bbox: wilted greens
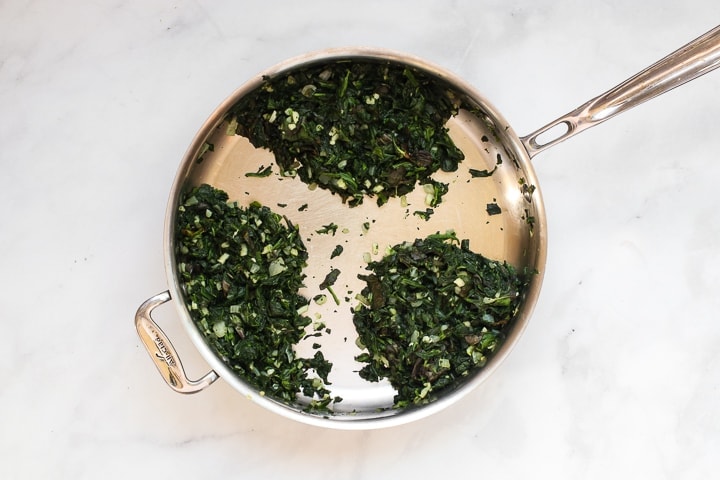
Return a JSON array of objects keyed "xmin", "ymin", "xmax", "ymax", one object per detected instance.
[
  {"xmin": 173, "ymin": 184, "xmax": 531, "ymax": 412},
  {"xmin": 228, "ymin": 60, "xmax": 465, "ymax": 207},
  {"xmin": 352, "ymin": 231, "xmax": 530, "ymax": 408},
  {"xmin": 174, "ymin": 184, "xmax": 336, "ymax": 409}
]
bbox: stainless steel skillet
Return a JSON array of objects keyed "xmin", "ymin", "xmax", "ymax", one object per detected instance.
[{"xmin": 136, "ymin": 25, "xmax": 720, "ymax": 429}]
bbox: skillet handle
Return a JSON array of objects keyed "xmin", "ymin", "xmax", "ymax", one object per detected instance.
[
  {"xmin": 135, "ymin": 291, "xmax": 219, "ymax": 394},
  {"xmin": 521, "ymin": 24, "xmax": 720, "ymax": 158}
]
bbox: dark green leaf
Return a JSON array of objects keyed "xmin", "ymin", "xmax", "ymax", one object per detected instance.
[
  {"xmin": 330, "ymin": 244, "xmax": 344, "ymax": 259},
  {"xmin": 316, "ymin": 223, "xmax": 339, "ymax": 235},
  {"xmin": 469, "ymin": 167, "xmax": 496, "ymax": 178},
  {"xmin": 174, "ymin": 184, "xmax": 335, "ymax": 408},
  {"xmin": 352, "ymin": 231, "xmax": 531, "ymax": 407},
  {"xmin": 245, "ymin": 165, "xmax": 273, "ymax": 177},
  {"xmin": 228, "ymin": 60, "xmax": 465, "ymax": 207},
  {"xmin": 486, "ymin": 203, "xmax": 502, "ymax": 215},
  {"xmin": 319, "ymin": 268, "xmax": 341, "ymax": 290}
]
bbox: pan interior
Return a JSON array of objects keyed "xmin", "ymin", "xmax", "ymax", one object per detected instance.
[{"xmin": 168, "ymin": 54, "xmax": 545, "ymax": 425}]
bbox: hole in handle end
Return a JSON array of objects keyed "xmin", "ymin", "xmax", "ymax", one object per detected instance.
[{"xmin": 521, "ymin": 120, "xmax": 575, "ymax": 158}]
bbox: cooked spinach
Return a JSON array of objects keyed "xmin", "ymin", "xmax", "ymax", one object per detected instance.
[
  {"xmin": 469, "ymin": 153, "xmax": 503, "ymax": 178},
  {"xmin": 352, "ymin": 231, "xmax": 530, "ymax": 408},
  {"xmin": 319, "ymin": 267, "xmax": 342, "ymax": 305},
  {"xmin": 228, "ymin": 60, "xmax": 465, "ymax": 207},
  {"xmin": 413, "ymin": 208, "xmax": 435, "ymax": 221},
  {"xmin": 469, "ymin": 167, "xmax": 496, "ymax": 178},
  {"xmin": 244, "ymin": 164, "xmax": 273, "ymax": 177},
  {"xmin": 319, "ymin": 268, "xmax": 341, "ymax": 290},
  {"xmin": 174, "ymin": 184, "xmax": 336, "ymax": 409},
  {"xmin": 486, "ymin": 203, "xmax": 502, "ymax": 215},
  {"xmin": 330, "ymin": 244, "xmax": 344, "ymax": 259},
  {"xmin": 316, "ymin": 223, "xmax": 339, "ymax": 236}
]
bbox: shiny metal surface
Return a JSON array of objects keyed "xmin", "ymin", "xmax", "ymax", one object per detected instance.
[
  {"xmin": 522, "ymin": 25, "xmax": 720, "ymax": 157},
  {"xmin": 160, "ymin": 48, "xmax": 546, "ymax": 429},
  {"xmin": 138, "ymin": 24, "xmax": 719, "ymax": 429},
  {"xmin": 135, "ymin": 291, "xmax": 219, "ymax": 393}
]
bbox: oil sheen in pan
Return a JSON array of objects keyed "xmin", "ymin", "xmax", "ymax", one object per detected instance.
[{"xmin": 183, "ymin": 108, "xmax": 536, "ymax": 411}]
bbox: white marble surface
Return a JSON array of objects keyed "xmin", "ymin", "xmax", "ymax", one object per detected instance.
[{"xmin": 2, "ymin": 1, "xmax": 719, "ymax": 478}]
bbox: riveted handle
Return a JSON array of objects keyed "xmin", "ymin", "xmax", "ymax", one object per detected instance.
[
  {"xmin": 521, "ymin": 24, "xmax": 720, "ymax": 158},
  {"xmin": 135, "ymin": 291, "xmax": 219, "ymax": 394}
]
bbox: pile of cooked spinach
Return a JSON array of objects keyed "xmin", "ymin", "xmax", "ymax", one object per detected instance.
[
  {"xmin": 174, "ymin": 184, "xmax": 336, "ymax": 409},
  {"xmin": 174, "ymin": 185, "xmax": 529, "ymax": 410},
  {"xmin": 228, "ymin": 60, "xmax": 464, "ymax": 207},
  {"xmin": 352, "ymin": 231, "xmax": 529, "ymax": 407},
  {"xmin": 172, "ymin": 60, "xmax": 532, "ymax": 412}
]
